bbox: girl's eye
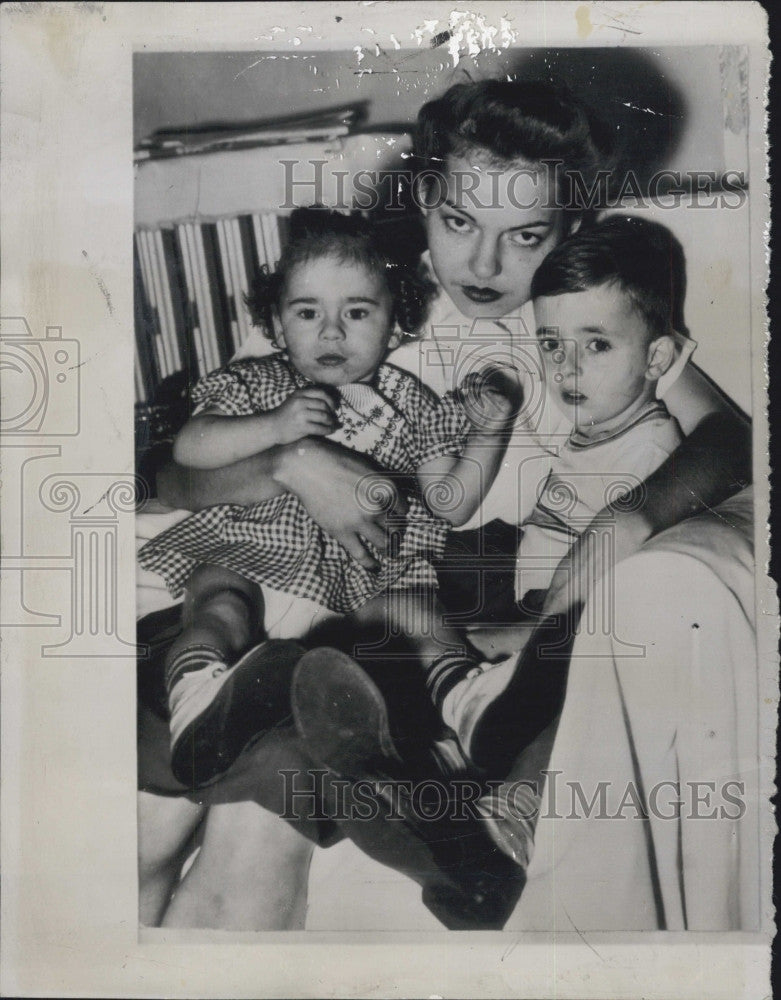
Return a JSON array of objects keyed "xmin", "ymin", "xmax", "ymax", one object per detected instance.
[
  {"xmin": 586, "ymin": 338, "xmax": 611, "ymax": 353},
  {"xmin": 508, "ymin": 230, "xmax": 544, "ymax": 249},
  {"xmin": 345, "ymin": 307, "xmax": 370, "ymax": 321},
  {"xmin": 443, "ymin": 214, "xmax": 473, "ymax": 234},
  {"xmin": 295, "ymin": 308, "xmax": 318, "ymax": 320}
]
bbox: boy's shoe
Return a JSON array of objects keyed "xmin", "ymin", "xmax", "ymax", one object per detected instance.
[
  {"xmin": 169, "ymin": 639, "xmax": 304, "ymax": 789},
  {"xmin": 291, "ymin": 646, "xmax": 474, "ymax": 783},
  {"xmin": 293, "ymin": 647, "xmax": 525, "ymax": 929},
  {"xmin": 330, "ymin": 777, "xmax": 528, "ymax": 930}
]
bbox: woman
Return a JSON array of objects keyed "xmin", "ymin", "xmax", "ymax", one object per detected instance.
[{"xmin": 138, "ymin": 79, "xmax": 750, "ymax": 930}]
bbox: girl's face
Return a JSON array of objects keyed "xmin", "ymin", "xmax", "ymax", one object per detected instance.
[
  {"xmin": 277, "ymin": 255, "xmax": 399, "ymax": 385},
  {"xmin": 421, "ymin": 152, "xmax": 570, "ymax": 319}
]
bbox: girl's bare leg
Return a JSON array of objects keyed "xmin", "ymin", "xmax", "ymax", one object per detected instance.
[{"xmin": 161, "ymin": 801, "xmax": 314, "ymax": 930}]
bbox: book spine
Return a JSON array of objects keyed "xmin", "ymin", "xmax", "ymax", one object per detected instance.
[
  {"xmin": 132, "ymin": 237, "xmax": 159, "ymax": 400},
  {"xmin": 201, "ymin": 222, "xmax": 233, "ymax": 368},
  {"xmin": 136, "ymin": 229, "xmax": 170, "ymax": 379},
  {"xmin": 176, "ymin": 223, "xmax": 207, "ymax": 378},
  {"xmin": 152, "ymin": 228, "xmax": 182, "ymax": 372},
  {"xmin": 186, "ymin": 222, "xmax": 217, "ymax": 375},
  {"xmin": 227, "ymin": 217, "xmax": 252, "ymax": 349},
  {"xmin": 262, "ymin": 212, "xmax": 281, "ymax": 268},
  {"xmin": 215, "ymin": 219, "xmax": 243, "ymax": 356},
  {"xmin": 160, "ymin": 227, "xmax": 192, "ymax": 378}
]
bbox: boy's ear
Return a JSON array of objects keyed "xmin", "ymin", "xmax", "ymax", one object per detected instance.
[{"xmin": 645, "ymin": 334, "xmax": 676, "ymax": 381}]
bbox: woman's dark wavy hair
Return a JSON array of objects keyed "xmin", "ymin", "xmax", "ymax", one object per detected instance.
[
  {"xmin": 414, "ymin": 79, "xmax": 616, "ymax": 224},
  {"xmin": 245, "ymin": 206, "xmax": 436, "ymax": 342},
  {"xmin": 530, "ymin": 215, "xmax": 688, "ymax": 339}
]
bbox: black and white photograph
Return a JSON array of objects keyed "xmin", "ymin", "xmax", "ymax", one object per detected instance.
[{"xmin": 0, "ymin": 3, "xmax": 774, "ymax": 997}]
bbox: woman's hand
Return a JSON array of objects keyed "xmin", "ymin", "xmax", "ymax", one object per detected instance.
[
  {"xmin": 274, "ymin": 437, "xmax": 408, "ymax": 569},
  {"xmin": 540, "ymin": 507, "xmax": 652, "ymax": 620},
  {"xmin": 269, "ymin": 387, "xmax": 339, "ymax": 444}
]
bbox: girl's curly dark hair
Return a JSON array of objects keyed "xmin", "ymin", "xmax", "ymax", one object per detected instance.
[{"xmin": 244, "ymin": 206, "xmax": 436, "ymax": 343}]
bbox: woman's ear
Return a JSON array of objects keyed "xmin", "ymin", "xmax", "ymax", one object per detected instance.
[{"xmin": 645, "ymin": 334, "xmax": 676, "ymax": 381}]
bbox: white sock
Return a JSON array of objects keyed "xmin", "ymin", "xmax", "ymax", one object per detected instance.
[{"xmin": 440, "ymin": 651, "xmax": 522, "ymax": 760}]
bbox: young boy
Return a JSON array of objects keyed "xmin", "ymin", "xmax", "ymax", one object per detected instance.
[
  {"xmin": 294, "ymin": 214, "xmax": 687, "ymax": 813},
  {"xmin": 438, "ymin": 214, "xmax": 685, "ymax": 770}
]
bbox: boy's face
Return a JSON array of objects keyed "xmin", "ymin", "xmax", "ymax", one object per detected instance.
[
  {"xmin": 277, "ymin": 256, "xmax": 398, "ymax": 385},
  {"xmin": 534, "ymin": 283, "xmax": 660, "ymax": 432},
  {"xmin": 421, "ymin": 151, "xmax": 569, "ymax": 319}
]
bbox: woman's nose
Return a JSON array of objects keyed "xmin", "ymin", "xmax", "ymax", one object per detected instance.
[{"xmin": 469, "ymin": 234, "xmax": 501, "ymax": 281}]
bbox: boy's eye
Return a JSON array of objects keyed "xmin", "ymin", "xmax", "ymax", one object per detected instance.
[
  {"xmin": 443, "ymin": 214, "xmax": 473, "ymax": 234},
  {"xmin": 508, "ymin": 230, "xmax": 544, "ymax": 249},
  {"xmin": 295, "ymin": 308, "xmax": 318, "ymax": 320},
  {"xmin": 586, "ymin": 338, "xmax": 611, "ymax": 353},
  {"xmin": 345, "ymin": 307, "xmax": 370, "ymax": 321}
]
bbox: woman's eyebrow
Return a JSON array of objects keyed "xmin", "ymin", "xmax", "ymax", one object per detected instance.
[{"xmin": 443, "ymin": 200, "xmax": 552, "ymax": 231}]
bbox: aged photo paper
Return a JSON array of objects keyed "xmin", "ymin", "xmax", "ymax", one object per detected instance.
[{"xmin": 0, "ymin": 2, "xmax": 775, "ymax": 997}]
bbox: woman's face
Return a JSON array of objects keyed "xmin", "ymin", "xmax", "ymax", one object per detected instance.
[{"xmin": 421, "ymin": 152, "xmax": 570, "ymax": 319}]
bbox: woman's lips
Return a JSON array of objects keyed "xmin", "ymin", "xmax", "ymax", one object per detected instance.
[
  {"xmin": 461, "ymin": 285, "xmax": 503, "ymax": 304},
  {"xmin": 560, "ymin": 389, "xmax": 586, "ymax": 404}
]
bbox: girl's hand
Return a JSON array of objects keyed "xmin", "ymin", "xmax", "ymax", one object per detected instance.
[
  {"xmin": 271, "ymin": 388, "xmax": 339, "ymax": 444},
  {"xmin": 460, "ymin": 365, "xmax": 523, "ymax": 435}
]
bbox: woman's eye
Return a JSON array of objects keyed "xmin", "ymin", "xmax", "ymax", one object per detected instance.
[
  {"xmin": 509, "ymin": 230, "xmax": 544, "ymax": 249},
  {"xmin": 539, "ymin": 337, "xmax": 560, "ymax": 354},
  {"xmin": 443, "ymin": 214, "xmax": 473, "ymax": 234},
  {"xmin": 586, "ymin": 338, "xmax": 611, "ymax": 353}
]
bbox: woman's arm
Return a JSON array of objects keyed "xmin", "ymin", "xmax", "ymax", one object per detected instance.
[
  {"xmin": 173, "ymin": 388, "xmax": 338, "ymax": 469},
  {"xmin": 157, "ymin": 437, "xmax": 409, "ymax": 570}
]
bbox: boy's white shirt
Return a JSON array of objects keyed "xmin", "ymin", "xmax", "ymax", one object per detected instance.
[{"xmin": 234, "ymin": 249, "xmax": 697, "ymax": 529}]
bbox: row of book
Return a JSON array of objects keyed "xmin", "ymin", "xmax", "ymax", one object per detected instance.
[
  {"xmin": 133, "ymin": 213, "xmax": 286, "ymax": 401},
  {"xmin": 134, "ymin": 104, "xmax": 364, "ymax": 162}
]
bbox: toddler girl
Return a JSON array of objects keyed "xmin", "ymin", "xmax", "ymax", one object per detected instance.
[{"xmin": 138, "ymin": 207, "xmax": 520, "ymax": 788}]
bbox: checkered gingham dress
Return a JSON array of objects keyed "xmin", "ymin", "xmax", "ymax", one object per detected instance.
[{"xmin": 138, "ymin": 355, "xmax": 471, "ymax": 614}]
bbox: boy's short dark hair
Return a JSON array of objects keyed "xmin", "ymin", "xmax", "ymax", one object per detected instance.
[{"xmin": 530, "ymin": 215, "xmax": 688, "ymax": 340}]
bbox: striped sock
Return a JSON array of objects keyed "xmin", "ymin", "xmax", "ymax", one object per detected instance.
[
  {"xmin": 425, "ymin": 649, "xmax": 483, "ymax": 714},
  {"xmin": 165, "ymin": 643, "xmax": 226, "ymax": 693}
]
